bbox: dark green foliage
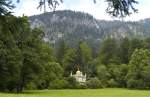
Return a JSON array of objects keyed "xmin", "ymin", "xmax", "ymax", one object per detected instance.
[
  {"xmin": 0, "ymin": 0, "xmax": 15, "ymax": 16},
  {"xmin": 66, "ymin": 76, "xmax": 77, "ymax": 89},
  {"xmin": 98, "ymin": 38, "xmax": 120, "ymax": 65},
  {"xmin": 62, "ymin": 48, "xmax": 77, "ymax": 76},
  {"xmin": 107, "ymin": 79, "xmax": 118, "ymax": 87},
  {"xmin": 0, "ymin": 15, "xmax": 58, "ymax": 92},
  {"xmin": 37, "ymin": 0, "xmax": 63, "ymax": 12},
  {"xmin": 96, "ymin": 65, "xmax": 110, "ymax": 87},
  {"xmin": 25, "ymin": 48, "xmax": 59, "ymax": 90},
  {"xmin": 25, "ymin": 82, "xmax": 37, "ymax": 90},
  {"xmin": 48, "ymin": 79, "xmax": 68, "ymax": 89},
  {"xmin": 43, "ymin": 62, "xmax": 63, "ymax": 88},
  {"xmin": 128, "ymin": 38, "xmax": 144, "ymax": 60},
  {"xmin": 0, "ymin": 16, "xmax": 22, "ymax": 92},
  {"xmin": 144, "ymin": 37, "xmax": 150, "ymax": 50},
  {"xmin": 76, "ymin": 42, "xmax": 92, "ymax": 75},
  {"xmin": 118, "ymin": 38, "xmax": 130, "ymax": 64},
  {"xmin": 56, "ymin": 40, "xmax": 68, "ymax": 65},
  {"xmin": 106, "ymin": 0, "xmax": 138, "ymax": 17},
  {"xmin": 0, "ymin": 29, "xmax": 22, "ymax": 91},
  {"xmin": 14, "ymin": 20, "xmax": 46, "ymax": 92},
  {"xmin": 108, "ymin": 64, "xmax": 128, "ymax": 87},
  {"xmin": 86, "ymin": 77, "xmax": 103, "ymax": 88},
  {"xmin": 126, "ymin": 49, "xmax": 150, "ymax": 89}
]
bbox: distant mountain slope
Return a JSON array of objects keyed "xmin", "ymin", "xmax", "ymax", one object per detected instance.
[{"xmin": 29, "ymin": 10, "xmax": 150, "ymax": 48}]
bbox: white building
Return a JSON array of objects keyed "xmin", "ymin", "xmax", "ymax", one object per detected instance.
[{"xmin": 70, "ymin": 68, "xmax": 86, "ymax": 84}]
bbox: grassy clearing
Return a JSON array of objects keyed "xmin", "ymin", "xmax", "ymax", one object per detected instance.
[{"xmin": 0, "ymin": 88, "xmax": 150, "ymax": 97}]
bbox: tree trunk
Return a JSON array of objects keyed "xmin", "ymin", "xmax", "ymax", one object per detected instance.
[{"xmin": 17, "ymin": 72, "xmax": 25, "ymax": 93}]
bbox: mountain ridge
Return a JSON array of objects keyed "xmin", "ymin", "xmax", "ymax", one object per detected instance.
[{"xmin": 29, "ymin": 10, "xmax": 150, "ymax": 49}]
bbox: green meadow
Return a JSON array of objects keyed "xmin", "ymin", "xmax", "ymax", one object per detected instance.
[{"xmin": 0, "ymin": 88, "xmax": 150, "ymax": 97}]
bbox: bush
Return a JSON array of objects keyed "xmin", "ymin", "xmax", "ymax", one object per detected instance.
[
  {"xmin": 86, "ymin": 77, "xmax": 104, "ymax": 89},
  {"xmin": 25, "ymin": 82, "xmax": 37, "ymax": 90},
  {"xmin": 108, "ymin": 79, "xmax": 118, "ymax": 87},
  {"xmin": 48, "ymin": 79, "xmax": 68, "ymax": 89},
  {"xmin": 66, "ymin": 77, "xmax": 77, "ymax": 89},
  {"xmin": 96, "ymin": 65, "xmax": 110, "ymax": 87},
  {"xmin": 127, "ymin": 79, "xmax": 144, "ymax": 89},
  {"xmin": 75, "ymin": 83, "xmax": 87, "ymax": 89},
  {"xmin": 48, "ymin": 77, "xmax": 88, "ymax": 89}
]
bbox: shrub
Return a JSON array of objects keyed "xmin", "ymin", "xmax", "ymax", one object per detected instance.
[
  {"xmin": 66, "ymin": 77, "xmax": 77, "ymax": 89},
  {"xmin": 108, "ymin": 79, "xmax": 118, "ymax": 87},
  {"xmin": 48, "ymin": 79, "xmax": 68, "ymax": 89},
  {"xmin": 86, "ymin": 77, "xmax": 104, "ymax": 89},
  {"xmin": 25, "ymin": 82, "xmax": 37, "ymax": 90}
]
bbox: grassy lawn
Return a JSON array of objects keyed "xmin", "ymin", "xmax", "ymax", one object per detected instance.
[{"xmin": 0, "ymin": 88, "xmax": 150, "ymax": 97}]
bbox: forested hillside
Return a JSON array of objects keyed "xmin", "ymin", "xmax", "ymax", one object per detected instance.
[{"xmin": 30, "ymin": 10, "xmax": 150, "ymax": 50}]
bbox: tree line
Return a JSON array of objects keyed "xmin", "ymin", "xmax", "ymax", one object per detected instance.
[{"xmin": 0, "ymin": 15, "xmax": 150, "ymax": 92}]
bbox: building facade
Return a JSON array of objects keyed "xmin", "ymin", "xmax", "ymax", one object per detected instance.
[{"xmin": 70, "ymin": 69, "xmax": 86, "ymax": 84}]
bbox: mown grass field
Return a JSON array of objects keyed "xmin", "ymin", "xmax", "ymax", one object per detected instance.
[{"xmin": 0, "ymin": 88, "xmax": 150, "ymax": 97}]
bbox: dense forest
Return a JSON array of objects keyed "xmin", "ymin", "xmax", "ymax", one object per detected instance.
[
  {"xmin": 0, "ymin": 14, "xmax": 150, "ymax": 92},
  {"xmin": 29, "ymin": 10, "xmax": 150, "ymax": 52},
  {"xmin": 0, "ymin": 0, "xmax": 150, "ymax": 93}
]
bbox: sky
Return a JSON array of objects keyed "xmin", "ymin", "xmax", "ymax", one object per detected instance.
[{"xmin": 12, "ymin": 0, "xmax": 150, "ymax": 21}]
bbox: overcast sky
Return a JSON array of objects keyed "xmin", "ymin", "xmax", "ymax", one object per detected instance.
[{"xmin": 12, "ymin": 0, "xmax": 150, "ymax": 21}]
